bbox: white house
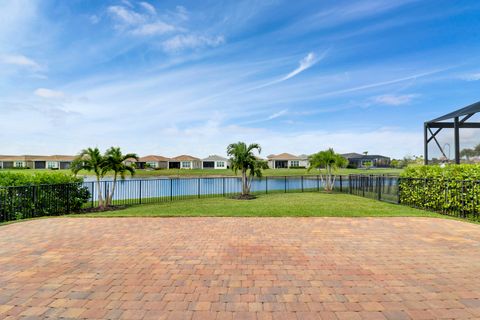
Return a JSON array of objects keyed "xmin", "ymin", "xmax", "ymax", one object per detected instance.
[
  {"xmin": 202, "ymin": 155, "xmax": 229, "ymax": 169},
  {"xmin": 168, "ymin": 155, "xmax": 202, "ymax": 169},
  {"xmin": 267, "ymin": 153, "xmax": 309, "ymax": 169}
]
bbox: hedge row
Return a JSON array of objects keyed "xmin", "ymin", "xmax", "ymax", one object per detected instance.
[
  {"xmin": 0, "ymin": 172, "xmax": 90, "ymax": 222},
  {"xmin": 399, "ymin": 165, "xmax": 480, "ymax": 219}
]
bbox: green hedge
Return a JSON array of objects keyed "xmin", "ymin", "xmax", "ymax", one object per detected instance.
[
  {"xmin": 0, "ymin": 172, "xmax": 90, "ymax": 222},
  {"xmin": 399, "ymin": 165, "xmax": 480, "ymax": 219}
]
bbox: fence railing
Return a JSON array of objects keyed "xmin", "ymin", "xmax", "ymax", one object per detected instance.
[
  {"xmin": 347, "ymin": 174, "xmax": 399, "ymax": 203},
  {"xmin": 347, "ymin": 175, "xmax": 480, "ymax": 221},
  {"xmin": 0, "ymin": 175, "xmax": 347, "ymax": 222},
  {"xmin": 1, "ymin": 174, "xmax": 479, "ymax": 223}
]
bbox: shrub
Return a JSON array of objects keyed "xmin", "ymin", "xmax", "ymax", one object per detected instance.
[
  {"xmin": 0, "ymin": 172, "xmax": 90, "ymax": 222},
  {"xmin": 399, "ymin": 164, "xmax": 480, "ymax": 219}
]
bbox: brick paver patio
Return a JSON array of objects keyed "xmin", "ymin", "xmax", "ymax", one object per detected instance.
[{"xmin": 1, "ymin": 217, "xmax": 480, "ymax": 319}]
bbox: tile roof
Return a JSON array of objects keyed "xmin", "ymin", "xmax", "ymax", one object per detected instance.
[
  {"xmin": 202, "ymin": 155, "xmax": 228, "ymax": 161},
  {"xmin": 267, "ymin": 153, "xmax": 301, "ymax": 160},
  {"xmin": 138, "ymin": 155, "xmax": 170, "ymax": 162},
  {"xmin": 170, "ymin": 155, "xmax": 201, "ymax": 161}
]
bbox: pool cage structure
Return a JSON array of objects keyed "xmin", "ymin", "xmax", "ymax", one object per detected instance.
[{"xmin": 424, "ymin": 101, "xmax": 480, "ymax": 164}]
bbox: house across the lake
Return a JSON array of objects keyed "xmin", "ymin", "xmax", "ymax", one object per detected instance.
[
  {"xmin": 168, "ymin": 155, "xmax": 202, "ymax": 169},
  {"xmin": 0, "ymin": 155, "xmax": 75, "ymax": 169},
  {"xmin": 341, "ymin": 153, "xmax": 391, "ymax": 168},
  {"xmin": 202, "ymin": 155, "xmax": 229, "ymax": 169},
  {"xmin": 267, "ymin": 153, "xmax": 309, "ymax": 169},
  {"xmin": 135, "ymin": 155, "xmax": 170, "ymax": 169}
]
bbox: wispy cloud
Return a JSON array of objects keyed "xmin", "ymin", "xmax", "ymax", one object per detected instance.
[
  {"xmin": 107, "ymin": 2, "xmax": 176, "ymax": 36},
  {"xmin": 0, "ymin": 54, "xmax": 41, "ymax": 69},
  {"xmin": 281, "ymin": 52, "xmax": 319, "ymax": 82},
  {"xmin": 162, "ymin": 35, "xmax": 225, "ymax": 52},
  {"xmin": 267, "ymin": 109, "xmax": 288, "ymax": 120},
  {"xmin": 307, "ymin": 68, "xmax": 447, "ymax": 100},
  {"xmin": 460, "ymin": 73, "xmax": 480, "ymax": 81},
  {"xmin": 252, "ymin": 51, "xmax": 325, "ymax": 90},
  {"xmin": 34, "ymin": 88, "xmax": 65, "ymax": 99},
  {"xmin": 372, "ymin": 94, "xmax": 418, "ymax": 106},
  {"xmin": 139, "ymin": 2, "xmax": 156, "ymax": 15}
]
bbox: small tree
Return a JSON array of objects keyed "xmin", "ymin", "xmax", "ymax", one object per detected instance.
[
  {"xmin": 308, "ymin": 148, "xmax": 348, "ymax": 191},
  {"xmin": 461, "ymin": 148, "xmax": 476, "ymax": 162},
  {"xmin": 227, "ymin": 142, "xmax": 267, "ymax": 197},
  {"xmin": 104, "ymin": 147, "xmax": 138, "ymax": 206},
  {"xmin": 363, "ymin": 160, "xmax": 373, "ymax": 170},
  {"xmin": 71, "ymin": 147, "xmax": 108, "ymax": 208}
]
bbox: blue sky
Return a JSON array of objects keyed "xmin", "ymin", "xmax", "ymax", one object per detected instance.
[{"xmin": 1, "ymin": 0, "xmax": 480, "ymax": 158}]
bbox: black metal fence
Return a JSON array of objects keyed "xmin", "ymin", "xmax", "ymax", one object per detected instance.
[
  {"xmin": 0, "ymin": 175, "xmax": 349, "ymax": 222},
  {"xmin": 347, "ymin": 174, "xmax": 399, "ymax": 203},
  {"xmin": 0, "ymin": 182, "xmax": 90, "ymax": 222},
  {"xmin": 1, "ymin": 174, "xmax": 479, "ymax": 223},
  {"xmin": 347, "ymin": 174, "xmax": 480, "ymax": 221}
]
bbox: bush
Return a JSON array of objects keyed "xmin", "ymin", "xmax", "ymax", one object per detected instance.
[
  {"xmin": 0, "ymin": 172, "xmax": 90, "ymax": 222},
  {"xmin": 0, "ymin": 171, "xmax": 85, "ymax": 186},
  {"xmin": 399, "ymin": 164, "xmax": 480, "ymax": 219}
]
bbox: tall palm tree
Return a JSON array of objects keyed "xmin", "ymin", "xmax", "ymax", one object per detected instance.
[
  {"xmin": 71, "ymin": 147, "xmax": 108, "ymax": 208},
  {"xmin": 227, "ymin": 142, "xmax": 267, "ymax": 196},
  {"xmin": 308, "ymin": 148, "xmax": 348, "ymax": 191},
  {"xmin": 104, "ymin": 147, "xmax": 138, "ymax": 206}
]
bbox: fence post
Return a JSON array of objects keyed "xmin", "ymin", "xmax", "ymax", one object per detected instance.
[
  {"xmin": 139, "ymin": 180, "xmax": 142, "ymax": 204},
  {"xmin": 301, "ymin": 176, "xmax": 304, "ymax": 192},
  {"xmin": 317, "ymin": 175, "xmax": 320, "ymax": 192},
  {"xmin": 340, "ymin": 176, "xmax": 343, "ymax": 192},
  {"xmin": 32, "ymin": 185, "xmax": 37, "ymax": 214},
  {"xmin": 284, "ymin": 176, "xmax": 287, "ymax": 193},
  {"xmin": 91, "ymin": 182, "xmax": 94, "ymax": 208},
  {"xmin": 362, "ymin": 176, "xmax": 365, "ymax": 197},
  {"xmin": 377, "ymin": 176, "xmax": 381, "ymax": 201},
  {"xmin": 265, "ymin": 176, "xmax": 268, "ymax": 194},
  {"xmin": 66, "ymin": 184, "xmax": 70, "ymax": 214},
  {"xmin": 223, "ymin": 177, "xmax": 226, "ymax": 197},
  {"xmin": 397, "ymin": 178, "xmax": 401, "ymax": 204},
  {"xmin": 170, "ymin": 179, "xmax": 173, "ymax": 201}
]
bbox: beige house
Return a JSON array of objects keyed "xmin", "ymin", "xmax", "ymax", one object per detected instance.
[
  {"xmin": 135, "ymin": 155, "xmax": 170, "ymax": 169},
  {"xmin": 0, "ymin": 155, "xmax": 75, "ymax": 169},
  {"xmin": 169, "ymin": 155, "xmax": 202, "ymax": 169},
  {"xmin": 267, "ymin": 153, "xmax": 309, "ymax": 169}
]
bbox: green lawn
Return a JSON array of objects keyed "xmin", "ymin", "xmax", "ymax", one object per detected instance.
[
  {"xmin": 78, "ymin": 192, "xmax": 441, "ymax": 218},
  {"xmin": 2, "ymin": 167, "xmax": 403, "ymax": 178}
]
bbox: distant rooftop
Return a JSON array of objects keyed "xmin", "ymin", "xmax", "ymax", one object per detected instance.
[
  {"xmin": 202, "ymin": 155, "xmax": 228, "ymax": 161},
  {"xmin": 267, "ymin": 153, "xmax": 300, "ymax": 160}
]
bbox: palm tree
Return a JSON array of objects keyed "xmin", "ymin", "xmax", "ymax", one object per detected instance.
[
  {"xmin": 103, "ymin": 147, "xmax": 138, "ymax": 206},
  {"xmin": 227, "ymin": 142, "xmax": 267, "ymax": 196},
  {"xmin": 71, "ymin": 147, "xmax": 108, "ymax": 208},
  {"xmin": 308, "ymin": 148, "xmax": 348, "ymax": 191}
]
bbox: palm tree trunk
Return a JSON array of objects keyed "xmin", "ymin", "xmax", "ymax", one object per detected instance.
[
  {"xmin": 108, "ymin": 173, "xmax": 117, "ymax": 206},
  {"xmin": 326, "ymin": 165, "xmax": 332, "ymax": 191},
  {"xmin": 96, "ymin": 176, "xmax": 104, "ymax": 208},
  {"xmin": 242, "ymin": 169, "xmax": 247, "ymax": 195}
]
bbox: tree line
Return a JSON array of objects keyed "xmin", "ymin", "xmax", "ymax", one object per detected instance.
[{"xmin": 72, "ymin": 143, "xmax": 348, "ymax": 208}]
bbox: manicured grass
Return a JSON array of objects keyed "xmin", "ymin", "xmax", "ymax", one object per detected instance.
[
  {"xmin": 1, "ymin": 167, "xmax": 403, "ymax": 178},
  {"xmin": 78, "ymin": 192, "xmax": 442, "ymax": 218}
]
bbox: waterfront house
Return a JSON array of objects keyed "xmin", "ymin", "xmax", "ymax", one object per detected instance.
[
  {"xmin": 202, "ymin": 155, "xmax": 229, "ymax": 169},
  {"xmin": 341, "ymin": 153, "xmax": 391, "ymax": 168},
  {"xmin": 135, "ymin": 155, "xmax": 170, "ymax": 169},
  {"xmin": 169, "ymin": 155, "xmax": 202, "ymax": 169},
  {"xmin": 0, "ymin": 155, "xmax": 74, "ymax": 169},
  {"xmin": 267, "ymin": 153, "xmax": 309, "ymax": 169}
]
